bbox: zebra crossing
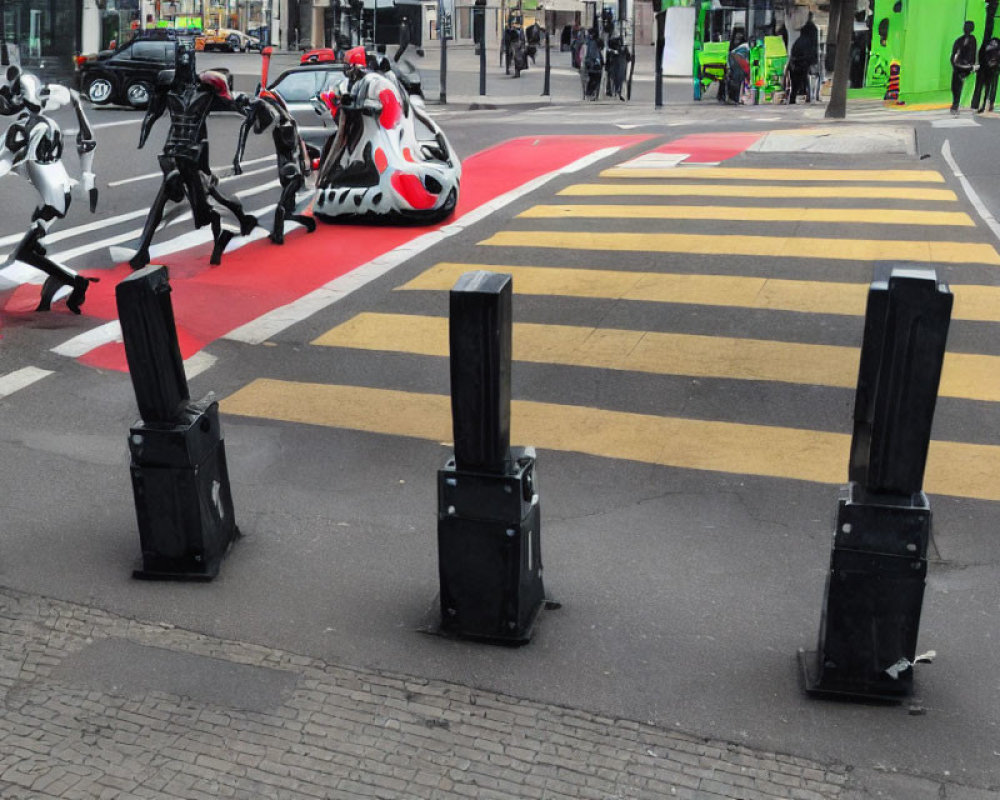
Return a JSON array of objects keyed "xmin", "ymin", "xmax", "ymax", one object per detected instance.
[{"xmin": 218, "ymin": 151, "xmax": 1000, "ymax": 502}]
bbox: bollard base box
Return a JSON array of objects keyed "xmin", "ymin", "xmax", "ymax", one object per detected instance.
[
  {"xmin": 128, "ymin": 398, "xmax": 239, "ymax": 581},
  {"xmin": 437, "ymin": 446, "xmax": 544, "ymax": 645},
  {"xmin": 802, "ymin": 483, "xmax": 930, "ymax": 702}
]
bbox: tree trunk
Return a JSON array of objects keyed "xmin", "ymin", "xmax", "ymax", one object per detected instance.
[{"xmin": 825, "ymin": 0, "xmax": 856, "ymax": 119}]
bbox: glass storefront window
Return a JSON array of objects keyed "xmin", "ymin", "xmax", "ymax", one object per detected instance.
[{"xmin": 2, "ymin": 0, "xmax": 79, "ymax": 77}]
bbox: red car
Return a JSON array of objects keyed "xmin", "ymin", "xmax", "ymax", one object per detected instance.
[{"xmin": 300, "ymin": 48, "xmax": 339, "ymax": 64}]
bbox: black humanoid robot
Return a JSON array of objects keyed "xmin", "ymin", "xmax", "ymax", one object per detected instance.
[
  {"xmin": 131, "ymin": 41, "xmax": 257, "ymax": 270},
  {"xmin": 232, "ymin": 46, "xmax": 315, "ymax": 244}
]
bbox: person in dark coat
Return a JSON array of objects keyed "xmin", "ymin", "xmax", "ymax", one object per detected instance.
[
  {"xmin": 951, "ymin": 20, "xmax": 978, "ymax": 114},
  {"xmin": 605, "ymin": 34, "xmax": 628, "ymax": 100},
  {"xmin": 977, "ymin": 35, "xmax": 1000, "ymax": 112},
  {"xmin": 582, "ymin": 31, "xmax": 603, "ymax": 100},
  {"xmin": 788, "ymin": 16, "xmax": 818, "ymax": 103}
]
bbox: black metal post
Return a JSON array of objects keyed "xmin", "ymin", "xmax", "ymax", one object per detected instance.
[
  {"xmin": 541, "ymin": 29, "xmax": 550, "ymax": 95},
  {"xmin": 438, "ymin": 0, "xmax": 447, "ymax": 104},
  {"xmin": 436, "ymin": 271, "xmax": 545, "ymax": 644},
  {"xmin": 117, "ymin": 266, "xmax": 239, "ymax": 581},
  {"xmin": 800, "ymin": 264, "xmax": 953, "ymax": 702},
  {"xmin": 654, "ymin": 8, "xmax": 665, "ymax": 107}
]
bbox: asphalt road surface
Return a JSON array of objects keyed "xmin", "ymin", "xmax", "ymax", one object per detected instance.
[{"xmin": 2, "ymin": 58, "xmax": 1000, "ymax": 797}]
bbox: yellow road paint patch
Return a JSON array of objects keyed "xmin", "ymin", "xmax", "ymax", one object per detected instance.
[
  {"xmin": 312, "ymin": 312, "xmax": 1000, "ymax": 402},
  {"xmin": 559, "ymin": 184, "xmax": 958, "ymax": 202},
  {"xmin": 518, "ymin": 205, "xmax": 974, "ymax": 227},
  {"xmin": 480, "ymin": 231, "xmax": 1000, "ymax": 266},
  {"xmin": 400, "ymin": 264, "xmax": 1000, "ymax": 324},
  {"xmin": 599, "ymin": 167, "xmax": 946, "ymax": 182},
  {"xmin": 220, "ymin": 380, "xmax": 1000, "ymax": 502}
]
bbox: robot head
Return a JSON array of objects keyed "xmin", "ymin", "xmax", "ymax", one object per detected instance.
[
  {"xmin": 174, "ymin": 40, "xmax": 198, "ymax": 84},
  {"xmin": 15, "ymin": 71, "xmax": 43, "ymax": 111}
]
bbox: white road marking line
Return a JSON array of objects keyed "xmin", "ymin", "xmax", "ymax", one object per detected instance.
[
  {"xmin": 942, "ymin": 138, "xmax": 1000, "ymax": 244},
  {"xmin": 50, "ymin": 321, "xmax": 122, "ymax": 357},
  {"xmin": 184, "ymin": 350, "xmax": 217, "ymax": 379},
  {"xmin": 224, "ymin": 146, "xmax": 623, "ymax": 344},
  {"xmin": 615, "ymin": 152, "xmax": 689, "ymax": 168},
  {"xmin": 932, "ymin": 117, "xmax": 979, "ymax": 128},
  {"xmin": 64, "ymin": 118, "xmax": 144, "ymax": 135},
  {"xmin": 0, "ymin": 366, "xmax": 54, "ymax": 398},
  {"xmin": 3, "ymin": 180, "xmax": 284, "ymax": 286},
  {"xmin": 106, "ymin": 154, "xmax": 276, "ymax": 187}
]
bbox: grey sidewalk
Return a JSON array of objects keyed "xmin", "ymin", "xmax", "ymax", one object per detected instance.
[{"xmin": 0, "ymin": 587, "xmax": 850, "ymax": 800}]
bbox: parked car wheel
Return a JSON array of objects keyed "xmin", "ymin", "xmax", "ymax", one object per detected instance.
[
  {"xmin": 84, "ymin": 75, "xmax": 114, "ymax": 105},
  {"xmin": 125, "ymin": 80, "xmax": 153, "ymax": 109},
  {"xmin": 228, "ymin": 34, "xmax": 241, "ymax": 52}
]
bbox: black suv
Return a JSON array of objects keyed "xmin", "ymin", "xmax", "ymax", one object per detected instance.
[
  {"xmin": 76, "ymin": 38, "xmax": 177, "ymax": 109},
  {"xmin": 76, "ymin": 36, "xmax": 233, "ymax": 110}
]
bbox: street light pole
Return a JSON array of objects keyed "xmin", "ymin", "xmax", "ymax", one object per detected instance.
[
  {"xmin": 654, "ymin": 0, "xmax": 665, "ymax": 108},
  {"xmin": 438, "ymin": 0, "xmax": 447, "ymax": 103}
]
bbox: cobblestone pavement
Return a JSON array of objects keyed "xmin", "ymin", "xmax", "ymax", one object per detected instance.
[{"xmin": 0, "ymin": 588, "xmax": 851, "ymax": 800}]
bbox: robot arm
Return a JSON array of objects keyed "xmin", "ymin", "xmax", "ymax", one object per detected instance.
[
  {"xmin": 0, "ymin": 119, "xmax": 28, "ymax": 179},
  {"xmin": 233, "ymin": 98, "xmax": 264, "ymax": 175},
  {"xmin": 0, "ymin": 140, "xmax": 17, "ymax": 179},
  {"xmin": 138, "ymin": 80, "xmax": 168, "ymax": 150},
  {"xmin": 68, "ymin": 89, "xmax": 98, "ymax": 213}
]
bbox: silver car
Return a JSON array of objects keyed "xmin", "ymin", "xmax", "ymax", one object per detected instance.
[{"xmin": 268, "ymin": 64, "xmax": 348, "ymax": 155}]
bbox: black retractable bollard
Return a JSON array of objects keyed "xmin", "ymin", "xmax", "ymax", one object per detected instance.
[
  {"xmin": 117, "ymin": 266, "xmax": 239, "ymax": 581},
  {"xmin": 542, "ymin": 30, "xmax": 550, "ymax": 96},
  {"xmin": 800, "ymin": 265, "xmax": 952, "ymax": 701},
  {"xmin": 437, "ymin": 271, "xmax": 545, "ymax": 644}
]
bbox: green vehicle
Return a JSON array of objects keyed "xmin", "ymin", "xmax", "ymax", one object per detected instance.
[{"xmin": 692, "ymin": 0, "xmax": 780, "ymax": 101}]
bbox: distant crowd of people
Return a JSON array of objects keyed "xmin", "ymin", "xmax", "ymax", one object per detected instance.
[{"xmin": 565, "ymin": 16, "xmax": 630, "ymax": 101}]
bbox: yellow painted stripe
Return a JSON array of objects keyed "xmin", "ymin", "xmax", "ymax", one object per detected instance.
[
  {"xmin": 220, "ymin": 379, "xmax": 1000, "ymax": 502},
  {"xmin": 399, "ymin": 263, "xmax": 1000, "ymax": 324},
  {"xmin": 517, "ymin": 205, "xmax": 975, "ymax": 227},
  {"xmin": 599, "ymin": 167, "xmax": 946, "ymax": 182},
  {"xmin": 559, "ymin": 184, "xmax": 959, "ymax": 202},
  {"xmin": 480, "ymin": 231, "xmax": 1000, "ymax": 266},
  {"xmin": 311, "ymin": 312, "xmax": 1000, "ymax": 403}
]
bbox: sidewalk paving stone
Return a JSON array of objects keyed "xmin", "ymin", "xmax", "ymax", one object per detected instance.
[{"xmin": 0, "ymin": 587, "xmax": 854, "ymax": 799}]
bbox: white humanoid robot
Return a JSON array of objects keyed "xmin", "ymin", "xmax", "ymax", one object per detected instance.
[{"xmin": 0, "ymin": 41, "xmax": 98, "ymax": 313}]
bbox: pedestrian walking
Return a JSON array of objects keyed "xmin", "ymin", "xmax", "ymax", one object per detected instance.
[
  {"xmin": 977, "ymin": 35, "xmax": 1000, "ymax": 112},
  {"xmin": 951, "ymin": 20, "xmax": 978, "ymax": 114},
  {"xmin": 788, "ymin": 15, "xmax": 818, "ymax": 103},
  {"xmin": 581, "ymin": 30, "xmax": 603, "ymax": 100},
  {"xmin": 605, "ymin": 34, "xmax": 628, "ymax": 100}
]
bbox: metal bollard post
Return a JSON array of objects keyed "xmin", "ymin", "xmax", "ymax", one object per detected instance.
[
  {"xmin": 480, "ymin": 28, "xmax": 487, "ymax": 95},
  {"xmin": 800, "ymin": 264, "xmax": 952, "ymax": 701},
  {"xmin": 436, "ymin": 271, "xmax": 546, "ymax": 644},
  {"xmin": 117, "ymin": 266, "xmax": 240, "ymax": 581},
  {"xmin": 542, "ymin": 30, "xmax": 550, "ymax": 96}
]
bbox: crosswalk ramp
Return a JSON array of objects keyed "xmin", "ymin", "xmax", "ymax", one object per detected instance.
[{"xmin": 220, "ymin": 156, "xmax": 1000, "ymax": 503}]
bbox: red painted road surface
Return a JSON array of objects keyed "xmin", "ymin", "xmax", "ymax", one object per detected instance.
[
  {"xmin": 644, "ymin": 132, "xmax": 763, "ymax": 163},
  {"xmin": 0, "ymin": 133, "xmax": 769, "ymax": 371}
]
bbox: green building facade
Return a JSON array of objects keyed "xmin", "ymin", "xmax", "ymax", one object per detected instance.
[{"xmin": 863, "ymin": 0, "xmax": 991, "ymax": 104}]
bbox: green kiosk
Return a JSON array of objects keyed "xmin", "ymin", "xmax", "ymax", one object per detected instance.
[
  {"xmin": 858, "ymin": 0, "xmax": 994, "ymax": 106},
  {"xmin": 692, "ymin": 0, "xmax": 785, "ymax": 102}
]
